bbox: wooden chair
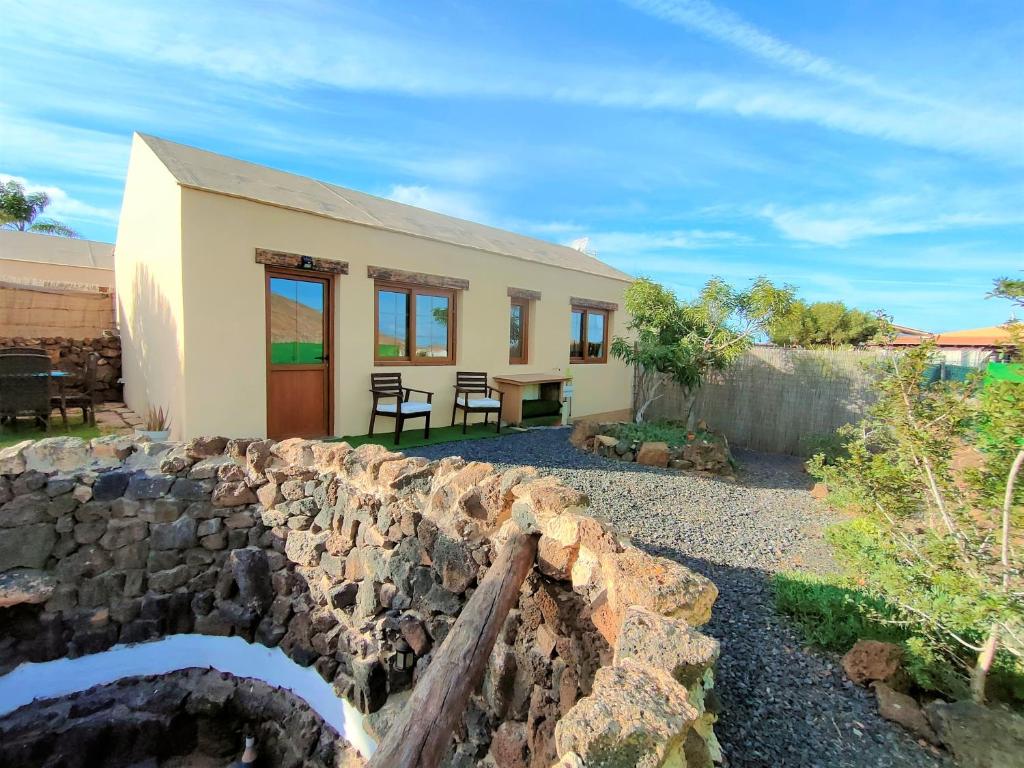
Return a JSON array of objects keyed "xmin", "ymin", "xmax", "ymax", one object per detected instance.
[
  {"xmin": 0, "ymin": 354, "xmax": 52, "ymax": 431},
  {"xmin": 451, "ymin": 371, "xmax": 504, "ymax": 434},
  {"xmin": 52, "ymin": 352, "xmax": 98, "ymax": 429},
  {"xmin": 369, "ymin": 372, "xmax": 433, "ymax": 445}
]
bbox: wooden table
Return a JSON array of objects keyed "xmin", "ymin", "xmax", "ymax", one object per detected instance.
[{"xmin": 491, "ymin": 372, "xmax": 570, "ymax": 426}]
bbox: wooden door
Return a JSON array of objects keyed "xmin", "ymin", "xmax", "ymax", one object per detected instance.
[{"xmin": 266, "ymin": 269, "xmax": 333, "ymax": 439}]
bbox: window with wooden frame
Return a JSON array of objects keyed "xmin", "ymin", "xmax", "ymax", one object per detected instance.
[
  {"xmin": 570, "ymin": 306, "xmax": 609, "ymax": 363},
  {"xmin": 374, "ymin": 282, "xmax": 457, "ymax": 365},
  {"xmin": 509, "ymin": 298, "xmax": 529, "ymax": 364}
]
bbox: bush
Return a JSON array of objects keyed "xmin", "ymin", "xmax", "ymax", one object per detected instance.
[
  {"xmin": 606, "ymin": 420, "xmax": 716, "ymax": 447},
  {"xmin": 801, "ymin": 430, "xmax": 853, "ymax": 464},
  {"xmin": 775, "ymin": 521, "xmax": 1024, "ymax": 704}
]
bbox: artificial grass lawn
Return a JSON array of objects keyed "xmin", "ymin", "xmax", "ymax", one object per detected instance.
[
  {"xmin": 329, "ymin": 422, "xmax": 511, "ymax": 451},
  {"xmin": 0, "ymin": 414, "xmax": 102, "ymax": 449}
]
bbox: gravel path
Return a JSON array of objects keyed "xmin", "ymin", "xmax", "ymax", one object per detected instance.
[{"xmin": 410, "ymin": 428, "xmax": 949, "ymax": 768}]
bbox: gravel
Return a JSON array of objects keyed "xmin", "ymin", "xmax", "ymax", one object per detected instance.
[{"xmin": 410, "ymin": 427, "xmax": 950, "ymax": 768}]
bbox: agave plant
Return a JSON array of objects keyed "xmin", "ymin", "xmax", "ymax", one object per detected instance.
[{"xmin": 143, "ymin": 405, "xmax": 170, "ymax": 432}]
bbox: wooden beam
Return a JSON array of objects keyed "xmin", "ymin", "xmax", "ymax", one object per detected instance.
[
  {"xmin": 367, "ymin": 527, "xmax": 539, "ymax": 768},
  {"xmin": 507, "ymin": 286, "xmax": 542, "ymax": 301},
  {"xmin": 570, "ymin": 296, "xmax": 618, "ymax": 311},
  {"xmin": 367, "ymin": 266, "xmax": 469, "ymax": 291},
  {"xmin": 255, "ymin": 249, "xmax": 348, "ymax": 274}
]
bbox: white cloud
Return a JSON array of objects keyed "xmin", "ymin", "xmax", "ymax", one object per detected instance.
[
  {"xmin": 4, "ymin": 1, "xmax": 1021, "ymax": 163},
  {"xmin": 0, "ymin": 112, "xmax": 130, "ymax": 180},
  {"xmin": 0, "ymin": 173, "xmax": 119, "ymax": 226},
  {"xmin": 761, "ymin": 190, "xmax": 1024, "ymax": 246},
  {"xmin": 581, "ymin": 228, "xmax": 748, "ymax": 254},
  {"xmin": 384, "ymin": 185, "xmax": 487, "ymax": 222}
]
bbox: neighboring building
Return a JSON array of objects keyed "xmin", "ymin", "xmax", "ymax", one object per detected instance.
[
  {"xmin": 889, "ymin": 325, "xmax": 1018, "ymax": 366},
  {"xmin": 0, "ymin": 230, "xmax": 115, "ymax": 288},
  {"xmin": 116, "ymin": 133, "xmax": 634, "ymax": 440},
  {"xmin": 0, "ymin": 230, "xmax": 116, "ymax": 337}
]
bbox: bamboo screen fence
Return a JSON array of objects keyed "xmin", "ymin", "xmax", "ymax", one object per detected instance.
[
  {"xmin": 646, "ymin": 346, "xmax": 888, "ymax": 456},
  {"xmin": 0, "ymin": 278, "xmax": 115, "ymax": 338}
]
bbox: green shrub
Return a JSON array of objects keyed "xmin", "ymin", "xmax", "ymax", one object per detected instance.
[
  {"xmin": 606, "ymin": 420, "xmax": 715, "ymax": 447},
  {"xmin": 801, "ymin": 430, "xmax": 852, "ymax": 464}
]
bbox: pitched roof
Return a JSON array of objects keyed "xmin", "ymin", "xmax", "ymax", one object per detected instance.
[
  {"xmin": 0, "ymin": 230, "xmax": 114, "ymax": 270},
  {"xmin": 137, "ymin": 133, "xmax": 633, "ymax": 283},
  {"xmin": 891, "ymin": 325, "xmax": 1016, "ymax": 348}
]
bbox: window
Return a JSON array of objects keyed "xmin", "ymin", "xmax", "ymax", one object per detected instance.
[
  {"xmin": 570, "ymin": 306, "xmax": 609, "ymax": 363},
  {"xmin": 509, "ymin": 298, "xmax": 529, "ymax": 364},
  {"xmin": 268, "ymin": 276, "xmax": 326, "ymax": 364},
  {"xmin": 375, "ymin": 283, "xmax": 456, "ymax": 364}
]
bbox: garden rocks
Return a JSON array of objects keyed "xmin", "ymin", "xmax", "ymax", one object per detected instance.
[
  {"xmin": 925, "ymin": 700, "xmax": 1024, "ymax": 768},
  {"xmin": 581, "ymin": 422, "xmax": 734, "ymax": 476},
  {"xmin": 636, "ymin": 441, "xmax": 670, "ymax": 467},
  {"xmin": 873, "ymin": 683, "xmax": 938, "ymax": 745},
  {"xmin": 842, "ymin": 639, "xmax": 908, "ymax": 689}
]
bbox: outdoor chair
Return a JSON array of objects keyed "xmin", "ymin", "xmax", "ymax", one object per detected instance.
[
  {"xmin": 452, "ymin": 371, "xmax": 504, "ymax": 434},
  {"xmin": 368, "ymin": 372, "xmax": 433, "ymax": 445},
  {"xmin": 0, "ymin": 353, "xmax": 52, "ymax": 431},
  {"xmin": 52, "ymin": 352, "xmax": 98, "ymax": 429}
]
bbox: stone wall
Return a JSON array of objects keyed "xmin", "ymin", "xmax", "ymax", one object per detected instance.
[
  {"xmin": 0, "ymin": 668, "xmax": 364, "ymax": 768},
  {"xmin": 0, "ymin": 433, "xmax": 722, "ymax": 768},
  {"xmin": 0, "ymin": 334, "xmax": 122, "ymax": 403}
]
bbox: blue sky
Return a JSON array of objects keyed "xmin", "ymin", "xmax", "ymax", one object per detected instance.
[{"xmin": 2, "ymin": 0, "xmax": 1021, "ymax": 331}]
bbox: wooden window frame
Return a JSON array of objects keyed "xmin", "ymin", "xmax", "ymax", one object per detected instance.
[
  {"xmin": 570, "ymin": 305, "xmax": 609, "ymax": 364},
  {"xmin": 374, "ymin": 281, "xmax": 458, "ymax": 366},
  {"xmin": 509, "ymin": 297, "xmax": 530, "ymax": 365}
]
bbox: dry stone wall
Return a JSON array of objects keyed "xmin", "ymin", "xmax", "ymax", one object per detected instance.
[
  {"xmin": 0, "ymin": 668, "xmax": 364, "ymax": 768},
  {"xmin": 0, "ymin": 334, "xmax": 122, "ymax": 402},
  {"xmin": 0, "ymin": 433, "xmax": 722, "ymax": 768}
]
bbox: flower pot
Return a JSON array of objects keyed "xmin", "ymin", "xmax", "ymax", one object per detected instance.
[{"xmin": 135, "ymin": 429, "xmax": 171, "ymax": 442}]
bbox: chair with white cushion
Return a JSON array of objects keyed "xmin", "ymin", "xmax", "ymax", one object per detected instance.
[
  {"xmin": 452, "ymin": 371, "xmax": 504, "ymax": 434},
  {"xmin": 369, "ymin": 372, "xmax": 433, "ymax": 445}
]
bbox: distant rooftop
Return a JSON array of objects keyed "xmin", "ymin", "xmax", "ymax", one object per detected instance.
[
  {"xmin": 891, "ymin": 324, "xmax": 1017, "ymax": 348},
  {"xmin": 0, "ymin": 230, "xmax": 114, "ymax": 270},
  {"xmin": 138, "ymin": 133, "xmax": 633, "ymax": 283}
]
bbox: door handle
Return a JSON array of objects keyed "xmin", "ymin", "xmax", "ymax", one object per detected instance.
[{"xmin": 315, "ymin": 354, "xmax": 329, "ymax": 361}]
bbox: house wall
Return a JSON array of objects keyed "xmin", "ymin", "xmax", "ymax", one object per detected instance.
[
  {"xmin": 115, "ymin": 136, "xmax": 186, "ymax": 436},
  {"xmin": 175, "ymin": 186, "xmax": 632, "ymax": 440}
]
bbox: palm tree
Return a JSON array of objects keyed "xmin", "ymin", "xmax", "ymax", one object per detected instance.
[{"xmin": 0, "ymin": 180, "xmax": 79, "ymax": 237}]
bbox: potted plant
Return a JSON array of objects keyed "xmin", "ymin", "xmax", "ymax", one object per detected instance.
[{"xmin": 136, "ymin": 405, "xmax": 171, "ymax": 441}]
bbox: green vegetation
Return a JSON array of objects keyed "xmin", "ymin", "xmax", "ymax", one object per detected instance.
[
  {"xmin": 0, "ymin": 179, "xmax": 79, "ymax": 237},
  {"xmin": 611, "ymin": 276, "xmax": 794, "ymax": 424},
  {"xmin": 606, "ymin": 420, "xmax": 711, "ymax": 447},
  {"xmin": 271, "ymin": 342, "xmax": 323, "ymax": 364},
  {"xmin": 791, "ymin": 339, "xmax": 1022, "ymax": 707},
  {"xmin": 0, "ymin": 414, "xmax": 102, "ymax": 449},
  {"xmin": 777, "ymin": 278, "xmax": 1024, "ymax": 705},
  {"xmin": 328, "ymin": 422, "xmax": 507, "ymax": 451},
  {"xmin": 769, "ymin": 299, "xmax": 886, "ymax": 348}
]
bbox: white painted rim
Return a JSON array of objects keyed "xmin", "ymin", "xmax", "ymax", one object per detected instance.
[{"xmin": 0, "ymin": 634, "xmax": 376, "ymax": 759}]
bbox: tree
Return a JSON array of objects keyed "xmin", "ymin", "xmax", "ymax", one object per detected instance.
[
  {"xmin": 0, "ymin": 180, "xmax": 79, "ymax": 237},
  {"xmin": 769, "ymin": 299, "xmax": 885, "ymax": 347},
  {"xmin": 810, "ymin": 341, "xmax": 1023, "ymax": 702},
  {"xmin": 611, "ymin": 276, "xmax": 794, "ymax": 424}
]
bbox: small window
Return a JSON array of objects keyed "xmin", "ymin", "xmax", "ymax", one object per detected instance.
[
  {"xmin": 375, "ymin": 283, "xmax": 456, "ymax": 365},
  {"xmin": 509, "ymin": 298, "xmax": 529, "ymax": 364},
  {"xmin": 570, "ymin": 306, "xmax": 609, "ymax": 364}
]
